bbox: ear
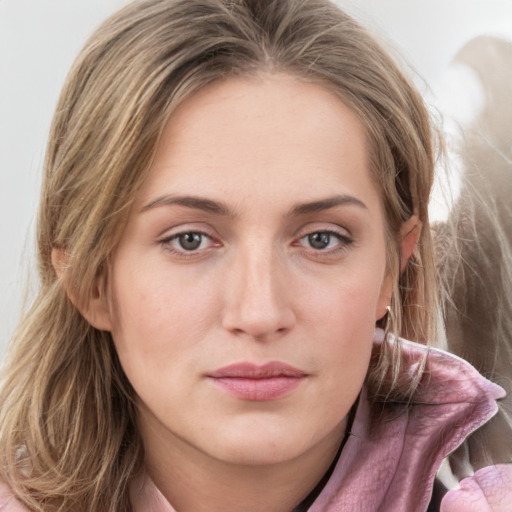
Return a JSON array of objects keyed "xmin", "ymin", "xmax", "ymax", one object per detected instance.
[
  {"xmin": 51, "ymin": 247, "xmax": 113, "ymax": 332},
  {"xmin": 375, "ymin": 216, "xmax": 422, "ymax": 321},
  {"xmin": 400, "ymin": 215, "xmax": 422, "ymax": 272}
]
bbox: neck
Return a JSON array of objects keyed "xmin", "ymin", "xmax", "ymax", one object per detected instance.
[{"xmin": 140, "ymin": 412, "xmax": 346, "ymax": 512}]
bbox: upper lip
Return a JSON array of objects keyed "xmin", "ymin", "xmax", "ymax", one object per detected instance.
[{"xmin": 207, "ymin": 361, "xmax": 307, "ymax": 379}]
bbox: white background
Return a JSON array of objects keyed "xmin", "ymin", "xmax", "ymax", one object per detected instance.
[{"xmin": 1, "ymin": 0, "xmax": 511, "ymax": 354}]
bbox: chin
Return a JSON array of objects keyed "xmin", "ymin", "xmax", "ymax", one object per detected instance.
[
  {"xmin": 210, "ymin": 439, "xmax": 303, "ymax": 467},
  {"xmin": 202, "ymin": 419, "xmax": 335, "ymax": 467}
]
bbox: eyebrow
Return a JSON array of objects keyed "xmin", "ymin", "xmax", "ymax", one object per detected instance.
[
  {"xmin": 287, "ymin": 194, "xmax": 368, "ymax": 216},
  {"xmin": 140, "ymin": 195, "xmax": 232, "ymax": 216},
  {"xmin": 140, "ymin": 193, "xmax": 367, "ymax": 216}
]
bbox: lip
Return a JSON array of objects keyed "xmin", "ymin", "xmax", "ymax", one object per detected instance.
[{"xmin": 207, "ymin": 362, "xmax": 307, "ymax": 401}]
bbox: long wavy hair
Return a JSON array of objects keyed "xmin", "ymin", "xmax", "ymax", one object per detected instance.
[{"xmin": 0, "ymin": 0, "xmax": 437, "ymax": 509}]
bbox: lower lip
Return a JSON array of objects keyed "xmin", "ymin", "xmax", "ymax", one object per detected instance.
[{"xmin": 209, "ymin": 376, "xmax": 305, "ymax": 401}]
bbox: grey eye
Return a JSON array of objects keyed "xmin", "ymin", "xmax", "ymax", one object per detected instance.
[
  {"xmin": 307, "ymin": 232, "xmax": 332, "ymax": 249},
  {"xmin": 177, "ymin": 232, "xmax": 203, "ymax": 251}
]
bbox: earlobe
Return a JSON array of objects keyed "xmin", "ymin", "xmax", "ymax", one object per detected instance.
[
  {"xmin": 51, "ymin": 247, "xmax": 113, "ymax": 332},
  {"xmin": 375, "ymin": 272, "xmax": 392, "ymax": 321},
  {"xmin": 400, "ymin": 216, "xmax": 422, "ymax": 272}
]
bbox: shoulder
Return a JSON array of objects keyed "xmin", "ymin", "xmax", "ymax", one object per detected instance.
[
  {"xmin": 0, "ymin": 479, "xmax": 30, "ymax": 511},
  {"xmin": 440, "ymin": 464, "xmax": 512, "ymax": 512}
]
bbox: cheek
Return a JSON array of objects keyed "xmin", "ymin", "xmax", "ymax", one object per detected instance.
[
  {"xmin": 297, "ymin": 280, "xmax": 377, "ymax": 434},
  {"xmin": 107, "ymin": 270, "xmax": 216, "ymax": 417},
  {"xmin": 297, "ymin": 277, "xmax": 380, "ymax": 351},
  {"xmin": 108, "ymin": 258, "xmax": 217, "ymax": 369},
  {"xmin": 296, "ymin": 258, "xmax": 386, "ymax": 371},
  {"xmin": 300, "ymin": 267, "xmax": 386, "ymax": 327}
]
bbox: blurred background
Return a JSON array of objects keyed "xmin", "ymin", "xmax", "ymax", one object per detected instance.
[{"xmin": 1, "ymin": 0, "xmax": 511, "ymax": 354}]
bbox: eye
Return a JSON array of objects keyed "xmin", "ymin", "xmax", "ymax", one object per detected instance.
[
  {"xmin": 297, "ymin": 230, "xmax": 352, "ymax": 252},
  {"xmin": 175, "ymin": 232, "xmax": 205, "ymax": 251},
  {"xmin": 161, "ymin": 231, "xmax": 216, "ymax": 254},
  {"xmin": 306, "ymin": 232, "xmax": 335, "ymax": 250}
]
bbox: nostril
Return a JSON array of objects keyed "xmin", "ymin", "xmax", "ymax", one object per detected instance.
[{"xmin": 226, "ymin": 318, "xmax": 293, "ymax": 343}]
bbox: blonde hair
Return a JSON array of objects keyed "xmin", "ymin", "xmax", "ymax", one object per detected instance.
[{"xmin": 0, "ymin": 0, "xmax": 438, "ymax": 509}]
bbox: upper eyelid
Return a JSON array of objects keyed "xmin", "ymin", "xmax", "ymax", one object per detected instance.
[
  {"xmin": 160, "ymin": 229, "xmax": 211, "ymax": 240},
  {"xmin": 296, "ymin": 230, "xmax": 352, "ymax": 245},
  {"xmin": 294, "ymin": 222, "xmax": 353, "ymax": 239},
  {"xmin": 161, "ymin": 233, "xmax": 210, "ymax": 247},
  {"xmin": 160, "ymin": 231, "xmax": 220, "ymax": 252},
  {"xmin": 156, "ymin": 223, "xmax": 218, "ymax": 240}
]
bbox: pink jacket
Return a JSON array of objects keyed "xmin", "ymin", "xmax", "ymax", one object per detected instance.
[{"xmin": 1, "ymin": 332, "xmax": 511, "ymax": 511}]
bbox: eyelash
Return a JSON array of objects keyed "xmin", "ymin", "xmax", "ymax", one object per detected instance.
[
  {"xmin": 296, "ymin": 230, "xmax": 353, "ymax": 254},
  {"xmin": 158, "ymin": 229, "xmax": 353, "ymax": 258},
  {"xmin": 159, "ymin": 230, "xmax": 217, "ymax": 257}
]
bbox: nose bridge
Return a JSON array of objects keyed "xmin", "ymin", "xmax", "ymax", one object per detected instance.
[
  {"xmin": 222, "ymin": 239, "xmax": 294, "ymax": 340},
  {"xmin": 244, "ymin": 243, "xmax": 278, "ymax": 303}
]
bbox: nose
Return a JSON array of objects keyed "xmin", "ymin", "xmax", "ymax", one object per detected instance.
[{"xmin": 221, "ymin": 245, "xmax": 296, "ymax": 342}]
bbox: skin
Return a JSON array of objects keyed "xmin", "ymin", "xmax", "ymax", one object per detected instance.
[{"xmin": 82, "ymin": 74, "xmax": 399, "ymax": 511}]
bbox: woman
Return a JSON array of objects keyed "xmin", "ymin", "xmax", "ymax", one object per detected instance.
[{"xmin": 0, "ymin": 0, "xmax": 510, "ymax": 510}]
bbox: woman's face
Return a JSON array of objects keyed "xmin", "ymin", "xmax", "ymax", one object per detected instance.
[{"xmin": 102, "ymin": 74, "xmax": 391, "ymax": 468}]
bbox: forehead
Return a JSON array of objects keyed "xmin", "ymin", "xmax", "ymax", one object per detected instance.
[{"xmin": 136, "ymin": 73, "xmax": 380, "ymax": 215}]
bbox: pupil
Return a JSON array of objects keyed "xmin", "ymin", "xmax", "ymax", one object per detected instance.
[
  {"xmin": 179, "ymin": 233, "xmax": 202, "ymax": 250},
  {"xmin": 309, "ymin": 232, "xmax": 330, "ymax": 249}
]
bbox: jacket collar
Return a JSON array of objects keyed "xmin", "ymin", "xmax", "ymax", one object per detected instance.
[
  {"xmin": 308, "ymin": 329, "xmax": 504, "ymax": 512},
  {"xmin": 130, "ymin": 330, "xmax": 504, "ymax": 512}
]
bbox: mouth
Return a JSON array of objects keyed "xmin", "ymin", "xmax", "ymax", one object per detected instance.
[{"xmin": 207, "ymin": 362, "xmax": 307, "ymax": 401}]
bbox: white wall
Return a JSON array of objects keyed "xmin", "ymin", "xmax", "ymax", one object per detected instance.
[
  {"xmin": 1, "ymin": 0, "xmax": 511, "ymax": 353},
  {"xmin": 0, "ymin": 0, "xmax": 127, "ymax": 351}
]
